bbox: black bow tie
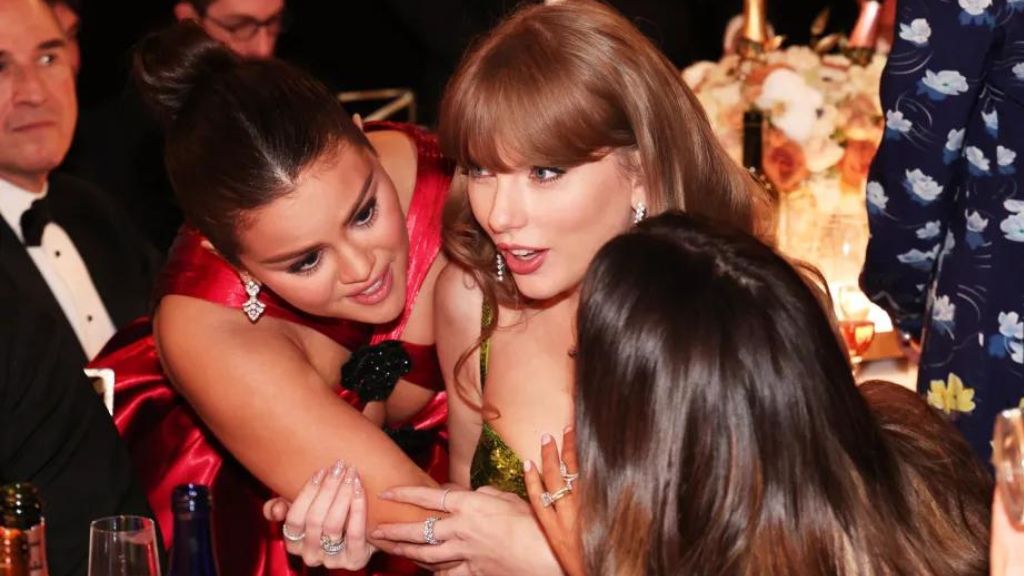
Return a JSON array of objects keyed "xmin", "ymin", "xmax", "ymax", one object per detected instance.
[{"xmin": 20, "ymin": 197, "xmax": 52, "ymax": 247}]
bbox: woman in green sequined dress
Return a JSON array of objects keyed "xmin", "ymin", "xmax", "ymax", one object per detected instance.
[
  {"xmin": 371, "ymin": 1, "xmax": 766, "ymax": 573},
  {"xmin": 434, "ymin": 0, "xmax": 763, "ymax": 500}
]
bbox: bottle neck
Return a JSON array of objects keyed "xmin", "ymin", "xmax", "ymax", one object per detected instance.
[
  {"xmin": 169, "ymin": 510, "xmax": 218, "ymax": 576},
  {"xmin": 742, "ymin": 108, "xmax": 764, "ymax": 171}
]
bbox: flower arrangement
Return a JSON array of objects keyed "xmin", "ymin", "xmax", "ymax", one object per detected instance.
[
  {"xmin": 684, "ymin": 42, "xmax": 897, "ymax": 335},
  {"xmin": 683, "ymin": 46, "xmax": 887, "ymax": 207}
]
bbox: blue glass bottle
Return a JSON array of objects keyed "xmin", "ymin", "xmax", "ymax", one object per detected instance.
[{"xmin": 168, "ymin": 484, "xmax": 219, "ymax": 576}]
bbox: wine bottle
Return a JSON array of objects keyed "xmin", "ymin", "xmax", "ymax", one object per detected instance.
[
  {"xmin": 168, "ymin": 484, "xmax": 219, "ymax": 576},
  {"xmin": 0, "ymin": 483, "xmax": 47, "ymax": 576},
  {"xmin": 846, "ymin": 0, "xmax": 882, "ymax": 65},
  {"xmin": 737, "ymin": 0, "xmax": 770, "ymax": 59}
]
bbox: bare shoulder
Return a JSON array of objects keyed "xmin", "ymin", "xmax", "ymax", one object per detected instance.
[
  {"xmin": 367, "ymin": 129, "xmax": 418, "ymax": 214},
  {"xmin": 434, "ymin": 263, "xmax": 484, "ymax": 337}
]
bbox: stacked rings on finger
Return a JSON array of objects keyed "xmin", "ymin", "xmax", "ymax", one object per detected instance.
[
  {"xmin": 320, "ymin": 534, "xmax": 346, "ymax": 556},
  {"xmin": 540, "ymin": 486, "xmax": 573, "ymax": 508},
  {"xmin": 560, "ymin": 461, "xmax": 580, "ymax": 490},
  {"xmin": 423, "ymin": 516, "xmax": 441, "ymax": 545},
  {"xmin": 282, "ymin": 524, "xmax": 305, "ymax": 542}
]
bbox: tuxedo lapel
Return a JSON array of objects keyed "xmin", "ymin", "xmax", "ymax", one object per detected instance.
[
  {"xmin": 0, "ymin": 218, "xmax": 87, "ymax": 365},
  {"xmin": 47, "ymin": 174, "xmax": 149, "ymax": 328}
]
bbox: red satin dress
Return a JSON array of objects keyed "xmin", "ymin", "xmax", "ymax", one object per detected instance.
[{"xmin": 89, "ymin": 122, "xmax": 452, "ymax": 575}]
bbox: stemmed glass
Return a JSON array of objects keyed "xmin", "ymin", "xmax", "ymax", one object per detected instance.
[
  {"xmin": 836, "ymin": 283, "xmax": 876, "ymax": 367},
  {"xmin": 994, "ymin": 408, "xmax": 1024, "ymax": 527},
  {"xmin": 88, "ymin": 516, "xmax": 162, "ymax": 576}
]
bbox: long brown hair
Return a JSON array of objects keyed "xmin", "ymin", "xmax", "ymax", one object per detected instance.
[
  {"xmin": 134, "ymin": 22, "xmax": 370, "ymax": 264},
  {"xmin": 439, "ymin": 0, "xmax": 766, "ymax": 402},
  {"xmin": 574, "ymin": 212, "xmax": 990, "ymax": 576}
]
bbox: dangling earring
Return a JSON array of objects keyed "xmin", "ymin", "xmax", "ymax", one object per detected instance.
[
  {"xmin": 632, "ymin": 202, "xmax": 648, "ymax": 225},
  {"xmin": 495, "ymin": 253, "xmax": 506, "ymax": 282},
  {"xmin": 241, "ymin": 275, "xmax": 266, "ymax": 323}
]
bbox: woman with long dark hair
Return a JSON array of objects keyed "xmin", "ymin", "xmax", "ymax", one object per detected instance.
[
  {"xmin": 526, "ymin": 212, "xmax": 992, "ymax": 575},
  {"xmin": 89, "ymin": 22, "xmax": 454, "ymax": 573}
]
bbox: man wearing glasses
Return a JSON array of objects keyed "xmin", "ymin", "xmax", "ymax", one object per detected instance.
[{"xmin": 174, "ymin": 0, "xmax": 286, "ymax": 60}]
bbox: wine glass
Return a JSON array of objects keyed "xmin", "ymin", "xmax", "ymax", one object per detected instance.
[
  {"xmin": 88, "ymin": 516, "xmax": 162, "ymax": 576},
  {"xmin": 993, "ymin": 408, "xmax": 1024, "ymax": 527},
  {"xmin": 835, "ymin": 283, "xmax": 876, "ymax": 367}
]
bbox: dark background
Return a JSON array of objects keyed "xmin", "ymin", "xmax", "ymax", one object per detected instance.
[{"xmin": 73, "ymin": 0, "xmax": 859, "ymax": 126}]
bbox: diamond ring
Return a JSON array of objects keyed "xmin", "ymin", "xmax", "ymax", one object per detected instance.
[
  {"xmin": 282, "ymin": 524, "xmax": 305, "ymax": 542},
  {"xmin": 540, "ymin": 485, "xmax": 573, "ymax": 508},
  {"xmin": 320, "ymin": 534, "xmax": 346, "ymax": 556},
  {"xmin": 423, "ymin": 516, "xmax": 441, "ymax": 545}
]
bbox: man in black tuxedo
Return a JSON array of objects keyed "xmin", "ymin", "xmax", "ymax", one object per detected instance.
[
  {"xmin": 0, "ymin": 295, "xmax": 157, "ymax": 576},
  {"xmin": 0, "ymin": 0, "xmax": 156, "ymax": 366}
]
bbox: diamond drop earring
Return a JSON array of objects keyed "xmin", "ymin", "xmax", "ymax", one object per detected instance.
[
  {"xmin": 632, "ymin": 202, "xmax": 648, "ymax": 225},
  {"xmin": 241, "ymin": 276, "xmax": 266, "ymax": 323},
  {"xmin": 495, "ymin": 253, "xmax": 506, "ymax": 282}
]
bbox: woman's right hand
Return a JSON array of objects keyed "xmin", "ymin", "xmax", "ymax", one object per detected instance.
[{"xmin": 263, "ymin": 461, "xmax": 375, "ymax": 569}]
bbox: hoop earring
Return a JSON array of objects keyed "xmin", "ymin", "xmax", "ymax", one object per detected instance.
[
  {"xmin": 632, "ymin": 202, "xmax": 648, "ymax": 225},
  {"xmin": 495, "ymin": 253, "xmax": 506, "ymax": 282},
  {"xmin": 241, "ymin": 276, "xmax": 266, "ymax": 323}
]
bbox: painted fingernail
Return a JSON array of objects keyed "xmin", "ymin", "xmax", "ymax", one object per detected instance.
[
  {"xmin": 344, "ymin": 466, "xmax": 357, "ymax": 485},
  {"xmin": 563, "ymin": 425, "xmax": 574, "ymax": 434},
  {"xmin": 378, "ymin": 490, "xmax": 394, "ymax": 500},
  {"xmin": 371, "ymin": 529, "xmax": 383, "ymax": 539},
  {"xmin": 541, "ymin": 433, "xmax": 554, "ymax": 445},
  {"xmin": 331, "ymin": 460, "xmax": 345, "ymax": 478},
  {"xmin": 524, "ymin": 460, "xmax": 534, "ymax": 472},
  {"xmin": 353, "ymin": 473, "xmax": 363, "ymax": 496},
  {"xmin": 312, "ymin": 468, "xmax": 327, "ymax": 485}
]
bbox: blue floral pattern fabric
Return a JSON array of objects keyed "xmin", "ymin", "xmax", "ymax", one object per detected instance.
[{"xmin": 862, "ymin": 0, "xmax": 1024, "ymax": 462}]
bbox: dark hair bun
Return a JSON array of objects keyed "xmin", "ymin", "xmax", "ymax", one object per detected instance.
[{"xmin": 133, "ymin": 21, "xmax": 237, "ymax": 126}]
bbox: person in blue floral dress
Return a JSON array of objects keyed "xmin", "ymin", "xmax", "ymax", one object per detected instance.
[{"xmin": 862, "ymin": 0, "xmax": 1024, "ymax": 463}]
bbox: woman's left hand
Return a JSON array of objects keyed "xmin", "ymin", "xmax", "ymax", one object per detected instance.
[
  {"xmin": 524, "ymin": 428, "xmax": 585, "ymax": 576},
  {"xmin": 262, "ymin": 462, "xmax": 376, "ymax": 570},
  {"xmin": 372, "ymin": 485, "xmax": 562, "ymax": 575}
]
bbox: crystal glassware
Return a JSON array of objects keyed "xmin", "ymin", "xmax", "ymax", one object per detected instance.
[{"xmin": 88, "ymin": 515, "xmax": 162, "ymax": 576}]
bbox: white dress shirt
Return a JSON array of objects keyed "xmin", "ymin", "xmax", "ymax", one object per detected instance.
[{"xmin": 0, "ymin": 178, "xmax": 115, "ymax": 359}]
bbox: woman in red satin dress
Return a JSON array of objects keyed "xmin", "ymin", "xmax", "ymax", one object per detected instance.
[{"xmin": 89, "ymin": 23, "xmax": 449, "ymax": 575}]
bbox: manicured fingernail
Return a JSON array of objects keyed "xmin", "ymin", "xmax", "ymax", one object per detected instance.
[
  {"xmin": 344, "ymin": 466, "xmax": 357, "ymax": 485},
  {"xmin": 524, "ymin": 460, "xmax": 534, "ymax": 472},
  {"xmin": 331, "ymin": 460, "xmax": 345, "ymax": 478},
  {"xmin": 541, "ymin": 433, "xmax": 554, "ymax": 445},
  {"xmin": 371, "ymin": 529, "xmax": 383, "ymax": 539},
  {"xmin": 379, "ymin": 490, "xmax": 394, "ymax": 500},
  {"xmin": 563, "ymin": 425, "xmax": 574, "ymax": 434},
  {"xmin": 312, "ymin": 468, "xmax": 326, "ymax": 485},
  {"xmin": 353, "ymin": 473, "xmax": 363, "ymax": 496}
]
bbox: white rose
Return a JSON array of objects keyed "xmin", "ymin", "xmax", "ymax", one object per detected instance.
[
  {"xmin": 966, "ymin": 210, "xmax": 989, "ymax": 232},
  {"xmin": 965, "ymin": 146, "xmax": 991, "ymax": 172},
  {"xmin": 757, "ymin": 68, "xmax": 824, "ymax": 144},
  {"xmin": 921, "ymin": 70, "xmax": 969, "ymax": 96},
  {"xmin": 959, "ymin": 0, "xmax": 993, "ymax": 16},
  {"xmin": 899, "ymin": 18, "xmax": 932, "ymax": 45},
  {"xmin": 932, "ymin": 295, "xmax": 956, "ymax": 323},
  {"xmin": 999, "ymin": 311, "xmax": 1024, "ymax": 340}
]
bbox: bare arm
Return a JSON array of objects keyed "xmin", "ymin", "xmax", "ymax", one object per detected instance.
[
  {"xmin": 155, "ymin": 296, "xmax": 435, "ymax": 530},
  {"xmin": 434, "ymin": 264, "xmax": 485, "ymax": 487}
]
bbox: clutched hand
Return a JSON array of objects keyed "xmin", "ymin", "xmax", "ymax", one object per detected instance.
[
  {"xmin": 262, "ymin": 460, "xmax": 375, "ymax": 570},
  {"xmin": 371, "ymin": 484, "xmax": 562, "ymax": 575},
  {"xmin": 524, "ymin": 427, "xmax": 585, "ymax": 576}
]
